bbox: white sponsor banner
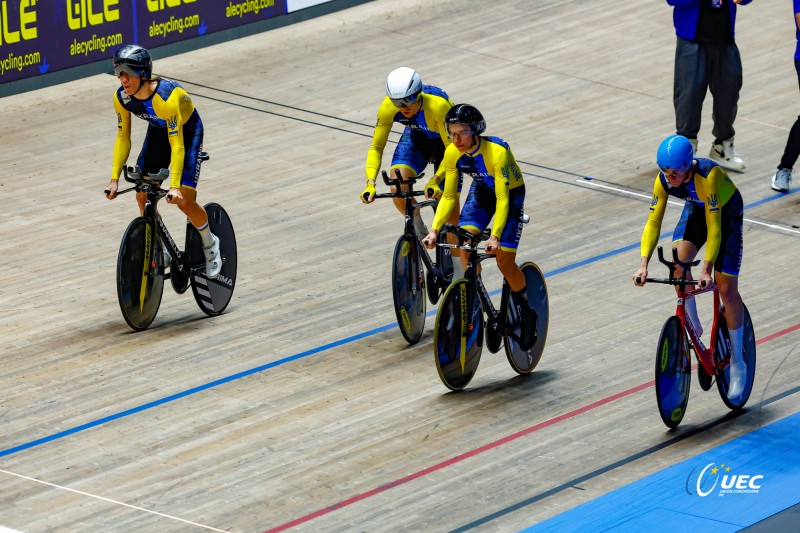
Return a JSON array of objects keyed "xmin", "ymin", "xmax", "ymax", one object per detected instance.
[{"xmin": 287, "ymin": 0, "xmax": 335, "ymax": 12}]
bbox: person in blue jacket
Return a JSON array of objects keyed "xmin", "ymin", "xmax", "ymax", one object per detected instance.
[{"xmin": 666, "ymin": 0, "xmax": 752, "ymax": 172}]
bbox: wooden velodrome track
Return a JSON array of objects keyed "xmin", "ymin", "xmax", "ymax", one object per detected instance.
[{"xmin": 1, "ymin": 0, "xmax": 799, "ymax": 531}]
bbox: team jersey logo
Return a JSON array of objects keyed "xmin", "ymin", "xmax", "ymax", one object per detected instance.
[
  {"xmin": 117, "ymin": 112, "xmax": 123, "ymax": 131},
  {"xmin": 167, "ymin": 115, "xmax": 178, "ymax": 135},
  {"xmin": 649, "ymin": 194, "xmax": 658, "ymax": 212},
  {"xmin": 707, "ymin": 194, "xmax": 719, "ymax": 211}
]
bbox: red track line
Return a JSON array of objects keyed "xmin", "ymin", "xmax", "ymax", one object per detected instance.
[{"xmin": 264, "ymin": 324, "xmax": 799, "ymax": 533}]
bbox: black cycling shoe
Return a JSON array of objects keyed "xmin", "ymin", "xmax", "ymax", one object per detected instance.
[{"xmin": 514, "ymin": 291, "xmax": 537, "ymax": 352}]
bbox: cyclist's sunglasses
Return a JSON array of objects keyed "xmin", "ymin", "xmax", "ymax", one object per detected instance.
[
  {"xmin": 660, "ymin": 167, "xmax": 688, "ymax": 179},
  {"xmin": 390, "ymin": 93, "xmax": 420, "ymax": 108},
  {"xmin": 113, "ymin": 63, "xmax": 141, "ymax": 78}
]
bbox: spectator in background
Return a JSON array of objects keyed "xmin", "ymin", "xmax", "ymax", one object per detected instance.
[
  {"xmin": 666, "ymin": 0, "xmax": 752, "ymax": 172},
  {"xmin": 768, "ymin": 1, "xmax": 800, "ymax": 193}
]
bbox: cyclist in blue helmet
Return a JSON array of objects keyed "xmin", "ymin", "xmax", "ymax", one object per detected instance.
[{"xmin": 633, "ymin": 134, "xmax": 747, "ymax": 399}]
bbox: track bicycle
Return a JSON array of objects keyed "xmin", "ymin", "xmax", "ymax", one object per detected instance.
[
  {"xmin": 366, "ymin": 169, "xmax": 454, "ymax": 344},
  {"xmin": 641, "ymin": 246, "xmax": 756, "ymax": 429},
  {"xmin": 432, "ymin": 224, "xmax": 548, "ymax": 390},
  {"xmin": 112, "ymin": 152, "xmax": 237, "ymax": 331}
]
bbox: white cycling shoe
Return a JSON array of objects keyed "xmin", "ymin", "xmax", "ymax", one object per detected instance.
[
  {"xmin": 203, "ymin": 234, "xmax": 222, "ymax": 279},
  {"xmin": 726, "ymin": 357, "xmax": 747, "ymax": 400}
]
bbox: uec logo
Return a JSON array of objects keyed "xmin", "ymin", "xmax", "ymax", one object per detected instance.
[{"xmin": 695, "ymin": 462, "xmax": 763, "ymax": 497}]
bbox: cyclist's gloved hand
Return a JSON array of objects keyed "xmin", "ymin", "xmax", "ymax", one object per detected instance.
[
  {"xmin": 424, "ymin": 177, "xmax": 441, "ymax": 200},
  {"xmin": 361, "ymin": 182, "xmax": 376, "ymax": 204}
]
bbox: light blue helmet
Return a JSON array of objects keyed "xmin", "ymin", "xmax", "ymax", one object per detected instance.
[{"xmin": 656, "ymin": 135, "xmax": 694, "ymax": 171}]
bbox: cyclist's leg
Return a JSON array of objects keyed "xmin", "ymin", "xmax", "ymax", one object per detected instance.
[
  {"xmin": 390, "ymin": 129, "xmax": 429, "ymax": 229},
  {"xmin": 673, "ymin": 202, "xmax": 705, "ymax": 333},
  {"xmin": 496, "ymin": 187, "xmax": 526, "ymax": 292},
  {"xmin": 715, "ymin": 192, "xmax": 746, "ymax": 397},
  {"xmin": 714, "ymin": 191, "xmax": 744, "ymax": 329},
  {"xmin": 136, "ymin": 125, "xmax": 170, "ymax": 215},
  {"xmin": 458, "ymin": 182, "xmax": 490, "ymax": 275},
  {"xmin": 173, "ymin": 127, "xmax": 210, "ymax": 243}
]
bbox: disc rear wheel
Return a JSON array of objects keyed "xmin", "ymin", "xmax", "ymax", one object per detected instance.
[
  {"xmin": 716, "ymin": 304, "xmax": 756, "ymax": 410},
  {"xmin": 186, "ymin": 203, "xmax": 237, "ymax": 317},
  {"xmin": 503, "ymin": 262, "xmax": 548, "ymax": 374}
]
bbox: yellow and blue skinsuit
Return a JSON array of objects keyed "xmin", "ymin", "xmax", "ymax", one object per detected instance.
[
  {"xmin": 642, "ymin": 157, "xmax": 744, "ymax": 276},
  {"xmin": 112, "ymin": 78, "xmax": 204, "ymax": 190},
  {"xmin": 365, "ymin": 85, "xmax": 454, "ymax": 182},
  {"xmin": 432, "ymin": 136, "xmax": 526, "ymax": 251}
]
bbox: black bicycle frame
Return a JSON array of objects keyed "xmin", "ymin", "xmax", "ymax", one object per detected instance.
[{"xmin": 377, "ymin": 169, "xmax": 449, "ymax": 283}]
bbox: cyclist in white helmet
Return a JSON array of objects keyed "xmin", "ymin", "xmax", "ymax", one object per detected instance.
[{"xmin": 361, "ymin": 67, "xmax": 462, "ymax": 259}]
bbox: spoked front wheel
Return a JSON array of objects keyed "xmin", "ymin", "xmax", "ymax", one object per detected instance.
[
  {"xmin": 186, "ymin": 203, "xmax": 237, "ymax": 316},
  {"xmin": 716, "ymin": 304, "xmax": 756, "ymax": 410},
  {"xmin": 391, "ymin": 234, "xmax": 426, "ymax": 344},
  {"xmin": 654, "ymin": 315, "xmax": 692, "ymax": 428},
  {"xmin": 434, "ymin": 279, "xmax": 484, "ymax": 390},
  {"xmin": 116, "ymin": 217, "xmax": 165, "ymax": 331},
  {"xmin": 502, "ymin": 261, "xmax": 549, "ymax": 374}
]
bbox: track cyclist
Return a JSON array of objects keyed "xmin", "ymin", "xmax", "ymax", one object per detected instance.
[
  {"xmin": 104, "ymin": 44, "xmax": 222, "ymax": 279},
  {"xmin": 422, "ymin": 103, "xmax": 536, "ymax": 350},
  {"xmin": 632, "ymin": 134, "xmax": 747, "ymax": 399},
  {"xmin": 361, "ymin": 67, "xmax": 464, "ymax": 277}
]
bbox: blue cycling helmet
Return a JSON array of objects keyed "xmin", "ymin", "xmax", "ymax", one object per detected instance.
[{"xmin": 656, "ymin": 135, "xmax": 694, "ymax": 171}]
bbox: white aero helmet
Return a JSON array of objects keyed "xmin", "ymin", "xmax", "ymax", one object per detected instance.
[{"xmin": 386, "ymin": 67, "xmax": 422, "ymax": 107}]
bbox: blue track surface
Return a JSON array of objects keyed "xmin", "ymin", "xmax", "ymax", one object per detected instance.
[{"xmin": 525, "ymin": 412, "xmax": 800, "ymax": 532}]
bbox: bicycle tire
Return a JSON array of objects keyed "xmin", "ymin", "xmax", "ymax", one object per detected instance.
[
  {"xmin": 716, "ymin": 304, "xmax": 756, "ymax": 410},
  {"xmin": 433, "ymin": 279, "xmax": 484, "ymax": 391},
  {"xmin": 654, "ymin": 315, "xmax": 691, "ymax": 429},
  {"xmin": 116, "ymin": 217, "xmax": 164, "ymax": 331},
  {"xmin": 187, "ymin": 203, "xmax": 237, "ymax": 316},
  {"xmin": 390, "ymin": 234, "xmax": 426, "ymax": 344},
  {"xmin": 503, "ymin": 262, "xmax": 548, "ymax": 374}
]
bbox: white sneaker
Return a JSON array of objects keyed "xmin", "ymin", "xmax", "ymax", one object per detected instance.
[
  {"xmin": 709, "ymin": 137, "xmax": 745, "ymax": 171},
  {"xmin": 726, "ymin": 358, "xmax": 747, "ymax": 399},
  {"xmin": 203, "ymin": 234, "xmax": 222, "ymax": 279},
  {"xmin": 771, "ymin": 168, "xmax": 792, "ymax": 193}
]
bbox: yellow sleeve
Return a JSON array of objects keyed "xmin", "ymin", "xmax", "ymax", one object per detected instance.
[
  {"xmin": 430, "ymin": 96, "xmax": 453, "ymax": 183},
  {"xmin": 490, "ymin": 144, "xmax": 511, "ymax": 239},
  {"xmin": 431, "ymin": 145, "xmax": 461, "ymax": 231},
  {"xmin": 698, "ymin": 168, "xmax": 724, "ymax": 264},
  {"xmin": 153, "ymin": 86, "xmax": 194, "ymax": 189},
  {"xmin": 640, "ymin": 174, "xmax": 668, "ymax": 260},
  {"xmin": 111, "ymin": 93, "xmax": 132, "ymax": 181},
  {"xmin": 365, "ymin": 98, "xmax": 396, "ymax": 181}
]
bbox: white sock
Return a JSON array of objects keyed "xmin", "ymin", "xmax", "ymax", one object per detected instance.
[
  {"xmin": 727, "ymin": 325, "xmax": 746, "ymax": 399},
  {"xmin": 686, "ymin": 296, "xmax": 702, "ymax": 336},
  {"xmin": 196, "ymin": 221, "xmax": 213, "ymax": 248}
]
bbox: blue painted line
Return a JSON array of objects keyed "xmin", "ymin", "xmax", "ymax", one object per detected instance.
[
  {"xmin": 0, "ymin": 323, "xmax": 395, "ymax": 458},
  {"xmin": 522, "ymin": 411, "xmax": 800, "ymax": 532},
  {"xmin": 2, "ymin": 170, "xmax": 788, "ymax": 458}
]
